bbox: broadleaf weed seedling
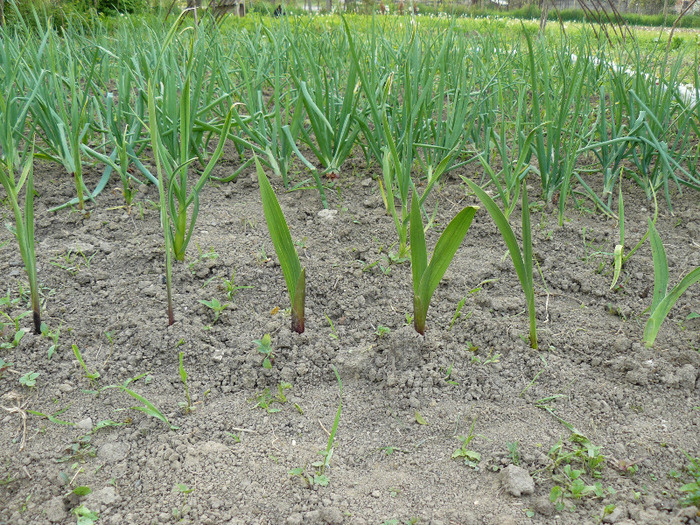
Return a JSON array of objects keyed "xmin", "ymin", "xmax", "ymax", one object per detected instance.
[
  {"xmin": 251, "ymin": 382, "xmax": 291, "ymax": 413},
  {"xmin": 19, "ymin": 372, "xmax": 39, "ymax": 388},
  {"xmin": 198, "ymin": 298, "xmax": 228, "ymax": 325},
  {"xmin": 452, "ymin": 418, "xmax": 481, "ymax": 470},
  {"xmin": 253, "ymin": 334, "xmax": 274, "ymax": 369},
  {"xmin": 40, "ymin": 322, "xmax": 61, "ymax": 360},
  {"xmin": 220, "ymin": 270, "xmax": 253, "ymax": 301}
]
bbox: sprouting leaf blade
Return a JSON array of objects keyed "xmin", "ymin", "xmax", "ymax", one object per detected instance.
[
  {"xmin": 648, "ymin": 219, "xmax": 669, "ymax": 313},
  {"xmin": 256, "ymin": 156, "xmax": 302, "ymax": 305},
  {"xmin": 644, "ymin": 267, "xmax": 700, "ymax": 347}
]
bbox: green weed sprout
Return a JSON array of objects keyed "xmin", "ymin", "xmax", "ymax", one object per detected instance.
[
  {"xmin": 72, "ymin": 344, "xmax": 101, "ymax": 384},
  {"xmin": 462, "ymin": 178, "xmax": 538, "ymax": 349},
  {"xmin": 410, "ymin": 188, "xmax": 478, "ymax": 335},
  {"xmin": 643, "ymin": 220, "xmax": 700, "ymax": 347},
  {"xmin": 256, "ymin": 157, "xmax": 306, "ymax": 334},
  {"xmin": 253, "ymin": 333, "xmax": 274, "ymax": 369},
  {"xmin": 198, "ymin": 298, "xmax": 227, "ymax": 324}
]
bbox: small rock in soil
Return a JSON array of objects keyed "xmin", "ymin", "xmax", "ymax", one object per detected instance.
[
  {"xmin": 499, "ymin": 465, "xmax": 535, "ymax": 497},
  {"xmin": 98, "ymin": 442, "xmax": 130, "ymax": 463},
  {"xmin": 44, "ymin": 496, "xmax": 67, "ymax": 523},
  {"xmin": 533, "ymin": 495, "xmax": 555, "ymax": 517}
]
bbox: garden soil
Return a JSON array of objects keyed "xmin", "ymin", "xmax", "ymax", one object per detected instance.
[{"xmin": 1, "ymin": 152, "xmax": 699, "ymax": 525}]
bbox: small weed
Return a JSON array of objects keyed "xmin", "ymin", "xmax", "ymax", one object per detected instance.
[
  {"xmin": 470, "ymin": 347, "xmax": 500, "ymax": 365},
  {"xmin": 72, "ymin": 345, "xmax": 100, "ymax": 385},
  {"xmin": 71, "ymin": 504, "xmax": 99, "ymax": 525},
  {"xmin": 178, "ymin": 352, "xmax": 193, "ymax": 414},
  {"xmin": 253, "ymin": 334, "xmax": 274, "ymax": 369},
  {"xmin": 219, "ymin": 270, "xmax": 253, "ymax": 301},
  {"xmin": 41, "ymin": 322, "xmax": 61, "ymax": 359},
  {"xmin": 375, "ymin": 325, "xmax": 391, "ymax": 338},
  {"xmin": 325, "ymin": 314, "xmax": 339, "ymax": 340},
  {"xmin": 198, "ymin": 298, "xmax": 228, "ymax": 324},
  {"xmin": 448, "ymin": 296, "xmax": 469, "ymax": 330},
  {"xmin": 19, "ymin": 372, "xmax": 39, "ymax": 388},
  {"xmin": 442, "ymin": 363, "xmax": 458, "ymax": 385},
  {"xmin": 547, "ymin": 433, "xmax": 611, "ymax": 511},
  {"xmin": 507, "ymin": 442, "xmax": 521, "ymax": 466},
  {"xmin": 172, "ymin": 483, "xmax": 194, "ymax": 521},
  {"xmin": 49, "ymin": 249, "xmax": 96, "ymax": 275},
  {"xmin": 452, "ymin": 418, "xmax": 481, "ymax": 469},
  {"xmin": 0, "ymin": 358, "xmax": 13, "ymax": 378},
  {"xmin": 678, "ymin": 453, "xmax": 700, "ymax": 507},
  {"xmin": 290, "ymin": 367, "xmax": 343, "ymax": 487},
  {"xmin": 251, "ymin": 382, "xmax": 291, "ymax": 413},
  {"xmin": 58, "ymin": 435, "xmax": 95, "ymax": 463}
]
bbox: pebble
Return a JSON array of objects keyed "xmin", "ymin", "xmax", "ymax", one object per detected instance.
[
  {"xmin": 76, "ymin": 417, "xmax": 93, "ymax": 430},
  {"xmin": 499, "ymin": 465, "xmax": 535, "ymax": 497}
]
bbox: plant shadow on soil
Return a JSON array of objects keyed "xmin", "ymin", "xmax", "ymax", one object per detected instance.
[{"xmin": 1, "ymin": 154, "xmax": 699, "ymax": 525}]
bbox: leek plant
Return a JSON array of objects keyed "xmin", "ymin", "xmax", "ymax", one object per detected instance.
[
  {"xmin": 0, "ymin": 146, "xmax": 40, "ymax": 335},
  {"xmin": 27, "ymin": 32, "xmax": 102, "ymax": 212},
  {"xmin": 463, "ymin": 178, "xmax": 538, "ymax": 349},
  {"xmin": 478, "ymin": 82, "xmax": 536, "ymax": 220},
  {"xmin": 0, "ymin": 44, "xmax": 42, "ymax": 334},
  {"xmin": 148, "ymin": 75, "xmax": 235, "ymax": 262},
  {"xmin": 290, "ymin": 31, "xmax": 361, "ymax": 179},
  {"xmin": 410, "ymin": 189, "xmax": 478, "ymax": 335},
  {"xmin": 643, "ymin": 221, "xmax": 700, "ymax": 347},
  {"xmin": 524, "ymin": 31, "xmax": 590, "ymax": 219},
  {"xmin": 82, "ymin": 64, "xmax": 156, "ymax": 208},
  {"xmin": 610, "ymin": 180, "xmax": 658, "ymax": 290},
  {"xmin": 257, "ymin": 157, "xmax": 306, "ymax": 334}
]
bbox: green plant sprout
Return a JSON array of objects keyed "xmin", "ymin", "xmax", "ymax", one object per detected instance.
[
  {"xmin": 410, "ymin": 188, "xmax": 478, "ymax": 334},
  {"xmin": 679, "ymin": 453, "xmax": 700, "ymax": 507},
  {"xmin": 220, "ymin": 270, "xmax": 253, "ymax": 301},
  {"xmin": 253, "ymin": 334, "xmax": 274, "ymax": 369},
  {"xmin": 257, "ymin": 156, "xmax": 306, "ymax": 333},
  {"xmin": 19, "ymin": 371, "xmax": 39, "ymax": 388},
  {"xmin": 0, "ymin": 358, "xmax": 13, "ymax": 379},
  {"xmin": 72, "ymin": 504, "xmax": 99, "ymax": 525},
  {"xmin": 178, "ymin": 352, "xmax": 193, "ymax": 414},
  {"xmin": 448, "ymin": 297, "xmax": 468, "ymax": 330},
  {"xmin": 198, "ymin": 298, "xmax": 228, "ymax": 324},
  {"xmin": 251, "ymin": 382, "xmax": 291, "ymax": 413},
  {"xmin": 72, "ymin": 344, "xmax": 100, "ymax": 384},
  {"xmin": 290, "ymin": 367, "xmax": 343, "ymax": 487},
  {"xmin": 452, "ymin": 418, "xmax": 481, "ymax": 469},
  {"xmin": 41, "ymin": 322, "xmax": 61, "ymax": 359},
  {"xmin": 507, "ymin": 442, "xmax": 521, "ymax": 465},
  {"xmin": 325, "ymin": 314, "xmax": 339, "ymax": 340},
  {"xmin": 462, "ymin": 178, "xmax": 537, "ymax": 348},
  {"xmin": 643, "ymin": 220, "xmax": 700, "ymax": 347},
  {"xmin": 172, "ymin": 483, "xmax": 194, "ymax": 520},
  {"xmin": 374, "ymin": 325, "xmax": 391, "ymax": 338}
]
